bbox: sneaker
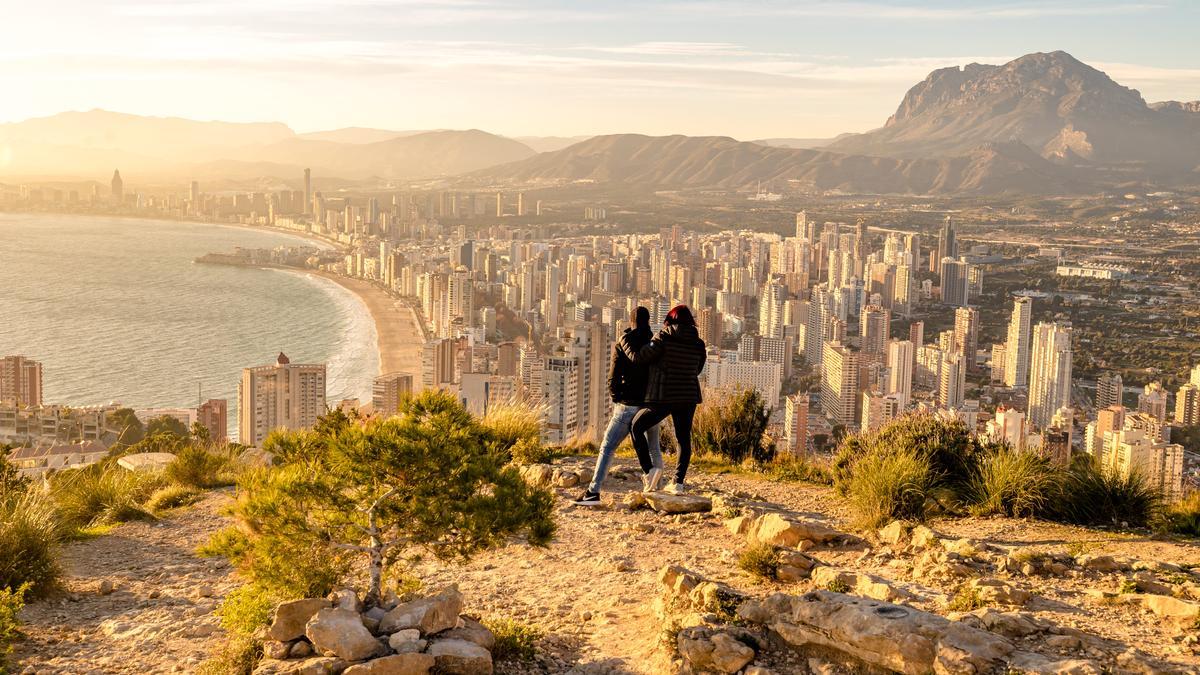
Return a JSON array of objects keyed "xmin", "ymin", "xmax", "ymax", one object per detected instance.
[
  {"xmin": 642, "ymin": 467, "xmax": 663, "ymax": 493},
  {"xmin": 571, "ymin": 490, "xmax": 602, "ymax": 506},
  {"xmin": 664, "ymin": 481, "xmax": 686, "ymax": 495}
]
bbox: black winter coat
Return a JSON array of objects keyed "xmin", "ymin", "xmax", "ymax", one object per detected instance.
[
  {"xmin": 608, "ymin": 326, "xmax": 654, "ymax": 405},
  {"xmin": 620, "ymin": 324, "xmax": 707, "ymax": 405}
]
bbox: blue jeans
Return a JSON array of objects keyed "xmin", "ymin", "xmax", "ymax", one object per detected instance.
[{"xmin": 588, "ymin": 403, "xmax": 661, "ymax": 494}]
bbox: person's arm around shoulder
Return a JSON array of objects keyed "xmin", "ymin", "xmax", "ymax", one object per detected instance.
[{"xmin": 625, "ymin": 334, "xmax": 665, "ymax": 365}]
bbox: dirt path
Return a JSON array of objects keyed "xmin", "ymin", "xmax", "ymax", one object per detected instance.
[{"xmin": 12, "ymin": 491, "xmax": 237, "ymax": 675}]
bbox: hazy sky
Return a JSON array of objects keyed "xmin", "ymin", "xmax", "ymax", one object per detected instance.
[{"xmin": 4, "ymin": 0, "xmax": 1200, "ymax": 138}]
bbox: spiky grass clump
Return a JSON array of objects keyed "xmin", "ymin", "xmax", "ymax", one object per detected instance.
[
  {"xmin": 1159, "ymin": 492, "xmax": 1200, "ymax": 536},
  {"xmin": 1046, "ymin": 458, "xmax": 1163, "ymax": 528},
  {"xmin": 164, "ymin": 444, "xmax": 235, "ymax": 489},
  {"xmin": 967, "ymin": 447, "xmax": 1062, "ymax": 517},
  {"xmin": 485, "ymin": 617, "xmax": 542, "ymax": 661},
  {"xmin": 51, "ymin": 464, "xmax": 162, "ymax": 530},
  {"xmin": 481, "ymin": 398, "xmax": 545, "ymax": 454},
  {"xmin": 736, "ymin": 542, "xmax": 781, "ymax": 582},
  {"xmin": 143, "ymin": 485, "xmax": 204, "ymax": 513},
  {"xmin": 692, "ymin": 388, "xmax": 774, "ymax": 464},
  {"xmin": 0, "ymin": 491, "xmax": 65, "ymax": 598},
  {"xmin": 843, "ymin": 446, "xmax": 936, "ymax": 529}
]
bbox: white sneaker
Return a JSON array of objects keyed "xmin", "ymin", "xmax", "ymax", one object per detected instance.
[
  {"xmin": 643, "ymin": 467, "xmax": 663, "ymax": 492},
  {"xmin": 664, "ymin": 481, "xmax": 686, "ymax": 495}
]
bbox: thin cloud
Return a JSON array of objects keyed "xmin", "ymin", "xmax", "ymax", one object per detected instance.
[{"xmin": 665, "ymin": 1, "xmax": 1165, "ymax": 20}]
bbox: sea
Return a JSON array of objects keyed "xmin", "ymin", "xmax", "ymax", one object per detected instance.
[{"xmin": 0, "ymin": 213, "xmax": 379, "ymax": 431}]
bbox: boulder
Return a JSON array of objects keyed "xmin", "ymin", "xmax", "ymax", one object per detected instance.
[
  {"xmin": 748, "ymin": 513, "xmax": 841, "ymax": 547},
  {"xmin": 518, "ymin": 464, "xmax": 553, "ymax": 487},
  {"xmin": 268, "ymin": 599, "xmax": 331, "ymax": 642},
  {"xmin": 619, "ymin": 492, "xmax": 648, "ymax": 511},
  {"xmin": 305, "ymin": 608, "xmax": 385, "ymax": 661},
  {"xmin": 1076, "ymin": 554, "xmax": 1126, "ymax": 573},
  {"xmin": 970, "ymin": 578, "xmax": 1032, "ymax": 607},
  {"xmin": 957, "ymin": 608, "xmax": 1042, "ymax": 638},
  {"xmin": 427, "ymin": 638, "xmax": 494, "ymax": 674},
  {"xmin": 877, "ymin": 520, "xmax": 912, "ymax": 546},
  {"xmin": 330, "ymin": 589, "xmax": 361, "ymax": 613},
  {"xmin": 388, "ymin": 628, "xmax": 427, "ymax": 654},
  {"xmin": 738, "ymin": 591, "xmax": 1014, "ymax": 675},
  {"xmin": 439, "ymin": 618, "xmax": 496, "ymax": 650},
  {"xmin": 379, "ymin": 586, "xmax": 464, "ymax": 635},
  {"xmin": 910, "ymin": 525, "xmax": 940, "ymax": 550},
  {"xmin": 644, "ymin": 492, "xmax": 712, "ymax": 514},
  {"xmin": 776, "ymin": 550, "xmax": 820, "ymax": 582},
  {"xmin": 252, "ymin": 657, "xmax": 345, "ymax": 675},
  {"xmin": 724, "ymin": 515, "xmax": 753, "ymax": 536},
  {"xmin": 810, "ymin": 567, "xmax": 908, "ymax": 602},
  {"xmin": 1129, "ymin": 593, "xmax": 1200, "ymax": 622},
  {"xmin": 551, "ymin": 468, "xmax": 580, "ymax": 488},
  {"xmin": 342, "ymin": 654, "xmax": 436, "ymax": 675},
  {"xmin": 676, "ymin": 627, "xmax": 755, "ymax": 674}
]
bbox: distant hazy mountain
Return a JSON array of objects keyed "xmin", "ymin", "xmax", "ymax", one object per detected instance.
[
  {"xmin": 513, "ymin": 136, "xmax": 594, "ymax": 153},
  {"xmin": 467, "ymin": 133, "xmax": 1082, "ymax": 194},
  {"xmin": 828, "ymin": 51, "xmax": 1200, "ymax": 172},
  {"xmin": 296, "ymin": 127, "xmax": 426, "ymax": 144},
  {"xmin": 0, "ymin": 110, "xmax": 535, "ymax": 180},
  {"xmin": 750, "ymin": 137, "xmax": 842, "ymax": 149},
  {"xmin": 242, "ymin": 130, "xmax": 535, "ymax": 179}
]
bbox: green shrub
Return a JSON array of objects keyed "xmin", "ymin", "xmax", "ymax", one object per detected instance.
[
  {"xmin": 481, "ymin": 398, "xmax": 545, "ymax": 453},
  {"xmin": 737, "ymin": 543, "xmax": 781, "ymax": 582},
  {"xmin": 51, "ymin": 464, "xmax": 162, "ymax": 530},
  {"xmin": 196, "ymin": 635, "xmax": 260, "ymax": 675},
  {"xmin": 197, "ymin": 527, "xmax": 252, "ymax": 562},
  {"xmin": 967, "ymin": 447, "xmax": 1062, "ymax": 517},
  {"xmin": 762, "ymin": 454, "xmax": 832, "ymax": 484},
  {"xmin": 0, "ymin": 491, "xmax": 63, "ymax": 598},
  {"xmin": 217, "ymin": 584, "xmax": 283, "ymax": 637},
  {"xmin": 693, "ymin": 389, "xmax": 774, "ymax": 464},
  {"xmin": 834, "ymin": 414, "xmax": 984, "ymax": 495},
  {"xmin": 1159, "ymin": 492, "xmax": 1200, "ymax": 536},
  {"xmin": 824, "ymin": 578, "xmax": 850, "ymax": 593},
  {"xmin": 842, "ymin": 446, "xmax": 936, "ymax": 529},
  {"xmin": 165, "ymin": 444, "xmax": 234, "ymax": 489},
  {"xmin": 945, "ymin": 584, "xmax": 987, "ymax": 611},
  {"xmin": 509, "ymin": 437, "xmax": 555, "ymax": 466},
  {"xmin": 0, "ymin": 583, "xmax": 28, "ymax": 672},
  {"xmin": 484, "ymin": 617, "xmax": 541, "ymax": 661},
  {"xmin": 1045, "ymin": 457, "xmax": 1163, "ymax": 528},
  {"xmin": 143, "ymin": 485, "xmax": 204, "ymax": 513}
]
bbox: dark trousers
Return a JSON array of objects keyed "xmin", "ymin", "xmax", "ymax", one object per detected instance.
[{"xmin": 630, "ymin": 404, "xmax": 696, "ymax": 484}]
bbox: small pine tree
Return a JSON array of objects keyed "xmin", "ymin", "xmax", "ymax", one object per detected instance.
[{"xmin": 229, "ymin": 390, "xmax": 556, "ymax": 604}]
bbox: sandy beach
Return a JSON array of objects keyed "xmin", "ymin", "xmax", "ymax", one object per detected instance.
[{"xmin": 313, "ymin": 272, "xmax": 425, "ymax": 378}]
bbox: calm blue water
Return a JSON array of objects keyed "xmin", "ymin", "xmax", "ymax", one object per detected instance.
[{"xmin": 0, "ymin": 213, "xmax": 379, "ymax": 425}]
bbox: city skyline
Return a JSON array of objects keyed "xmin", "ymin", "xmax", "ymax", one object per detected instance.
[{"xmin": 4, "ymin": 1, "xmax": 1200, "ymax": 138}]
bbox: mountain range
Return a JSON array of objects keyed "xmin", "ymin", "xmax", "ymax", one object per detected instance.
[{"xmin": 2, "ymin": 51, "xmax": 1197, "ymax": 194}]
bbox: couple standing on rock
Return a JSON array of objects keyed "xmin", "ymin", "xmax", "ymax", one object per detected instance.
[{"xmin": 573, "ymin": 304, "xmax": 707, "ymax": 506}]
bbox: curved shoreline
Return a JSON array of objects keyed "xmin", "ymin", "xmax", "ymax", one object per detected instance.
[{"xmin": 308, "ymin": 272, "xmax": 425, "ymax": 381}]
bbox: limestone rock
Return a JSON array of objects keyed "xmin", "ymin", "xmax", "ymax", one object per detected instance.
[
  {"xmin": 518, "ymin": 464, "xmax": 554, "ymax": 487},
  {"xmin": 252, "ymin": 657, "xmax": 345, "ymax": 675},
  {"xmin": 724, "ymin": 515, "xmax": 753, "ymax": 536},
  {"xmin": 1129, "ymin": 593, "xmax": 1200, "ymax": 622},
  {"xmin": 379, "ymin": 586, "xmax": 464, "ymax": 635},
  {"xmin": 676, "ymin": 627, "xmax": 755, "ymax": 674},
  {"xmin": 810, "ymin": 567, "xmax": 908, "ymax": 602},
  {"xmin": 439, "ymin": 618, "xmax": 496, "ymax": 650},
  {"xmin": 877, "ymin": 520, "xmax": 912, "ymax": 546},
  {"xmin": 330, "ymin": 589, "xmax": 362, "ymax": 613},
  {"xmin": 748, "ymin": 513, "xmax": 841, "ymax": 547},
  {"xmin": 644, "ymin": 492, "xmax": 712, "ymax": 514},
  {"xmin": 958, "ymin": 608, "xmax": 1042, "ymax": 638},
  {"xmin": 268, "ymin": 599, "xmax": 331, "ymax": 642},
  {"xmin": 342, "ymin": 654, "xmax": 436, "ymax": 675},
  {"xmin": 737, "ymin": 591, "xmax": 1013, "ymax": 675},
  {"xmin": 1076, "ymin": 554, "xmax": 1126, "ymax": 573},
  {"xmin": 427, "ymin": 638, "xmax": 494, "ymax": 674},
  {"xmin": 305, "ymin": 608, "xmax": 385, "ymax": 661},
  {"xmin": 970, "ymin": 578, "xmax": 1032, "ymax": 607},
  {"xmin": 388, "ymin": 628, "xmax": 427, "ymax": 654},
  {"xmin": 910, "ymin": 525, "xmax": 940, "ymax": 550},
  {"xmin": 551, "ymin": 468, "xmax": 580, "ymax": 488}
]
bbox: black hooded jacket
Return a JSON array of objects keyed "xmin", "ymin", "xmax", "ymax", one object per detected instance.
[
  {"xmin": 608, "ymin": 325, "xmax": 654, "ymax": 404},
  {"xmin": 619, "ymin": 323, "xmax": 707, "ymax": 405}
]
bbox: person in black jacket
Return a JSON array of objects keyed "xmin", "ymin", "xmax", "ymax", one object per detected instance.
[
  {"xmin": 571, "ymin": 307, "xmax": 663, "ymax": 506},
  {"xmin": 622, "ymin": 304, "xmax": 707, "ymax": 494}
]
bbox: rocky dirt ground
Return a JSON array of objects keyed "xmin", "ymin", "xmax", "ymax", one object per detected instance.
[
  {"xmin": 12, "ymin": 491, "xmax": 238, "ymax": 675},
  {"xmin": 13, "ymin": 458, "xmax": 1200, "ymax": 674}
]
